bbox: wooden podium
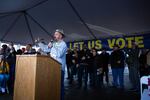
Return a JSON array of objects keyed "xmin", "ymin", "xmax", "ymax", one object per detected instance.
[{"xmin": 14, "ymin": 54, "xmax": 61, "ymax": 100}]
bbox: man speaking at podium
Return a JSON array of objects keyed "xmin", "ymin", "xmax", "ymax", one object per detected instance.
[{"xmin": 37, "ymin": 29, "xmax": 67, "ymax": 100}]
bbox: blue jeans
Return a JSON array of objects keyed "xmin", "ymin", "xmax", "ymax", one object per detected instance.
[
  {"xmin": 111, "ymin": 68, "xmax": 124, "ymax": 88},
  {"xmin": 0, "ymin": 74, "xmax": 9, "ymax": 88}
]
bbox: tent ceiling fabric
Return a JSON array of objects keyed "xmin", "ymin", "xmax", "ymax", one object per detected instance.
[{"xmin": 0, "ymin": 0, "xmax": 150, "ymax": 44}]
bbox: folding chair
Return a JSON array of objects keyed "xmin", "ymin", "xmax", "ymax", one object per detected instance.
[{"xmin": 140, "ymin": 76, "xmax": 149, "ymax": 97}]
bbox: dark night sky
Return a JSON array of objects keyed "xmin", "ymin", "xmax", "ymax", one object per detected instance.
[{"xmin": 0, "ymin": 0, "xmax": 150, "ymax": 44}]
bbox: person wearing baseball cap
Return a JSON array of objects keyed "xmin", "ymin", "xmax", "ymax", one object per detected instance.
[
  {"xmin": 38, "ymin": 29, "xmax": 67, "ymax": 100},
  {"xmin": 55, "ymin": 29, "xmax": 65, "ymax": 38}
]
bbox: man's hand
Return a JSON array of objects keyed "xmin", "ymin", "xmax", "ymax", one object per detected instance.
[
  {"xmin": 72, "ymin": 59, "xmax": 75, "ymax": 64},
  {"xmin": 35, "ymin": 37, "xmax": 40, "ymax": 43},
  {"xmin": 117, "ymin": 60, "xmax": 121, "ymax": 64},
  {"xmin": 82, "ymin": 56, "xmax": 86, "ymax": 60},
  {"xmin": 87, "ymin": 56, "xmax": 90, "ymax": 59},
  {"xmin": 76, "ymin": 64, "xmax": 79, "ymax": 68},
  {"xmin": 48, "ymin": 42, "xmax": 53, "ymax": 48}
]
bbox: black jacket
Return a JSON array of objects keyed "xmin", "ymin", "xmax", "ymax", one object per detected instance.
[
  {"xmin": 110, "ymin": 50, "xmax": 125, "ymax": 68},
  {"xmin": 78, "ymin": 49, "xmax": 91, "ymax": 64},
  {"xmin": 99, "ymin": 52, "xmax": 109, "ymax": 68},
  {"xmin": 66, "ymin": 52, "xmax": 73, "ymax": 65}
]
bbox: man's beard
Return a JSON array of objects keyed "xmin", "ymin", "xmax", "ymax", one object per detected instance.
[{"xmin": 54, "ymin": 37, "xmax": 62, "ymax": 41}]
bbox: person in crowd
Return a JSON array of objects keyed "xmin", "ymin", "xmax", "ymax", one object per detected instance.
[
  {"xmin": 124, "ymin": 42, "xmax": 140, "ymax": 92},
  {"xmin": 69, "ymin": 47, "xmax": 79, "ymax": 84},
  {"xmin": 38, "ymin": 29, "xmax": 67, "ymax": 100},
  {"xmin": 7, "ymin": 42, "xmax": 16, "ymax": 94},
  {"xmin": 0, "ymin": 44, "xmax": 10, "ymax": 94},
  {"xmin": 99, "ymin": 48, "xmax": 110, "ymax": 85},
  {"xmin": 87, "ymin": 48, "xmax": 95, "ymax": 87},
  {"xmin": 90, "ymin": 48, "xmax": 100, "ymax": 87},
  {"xmin": 72, "ymin": 47, "xmax": 79, "ymax": 76},
  {"xmin": 21, "ymin": 48, "xmax": 26, "ymax": 54},
  {"xmin": 77, "ymin": 44, "xmax": 91, "ymax": 89},
  {"xmin": 139, "ymin": 49, "xmax": 150, "ymax": 77},
  {"xmin": 16, "ymin": 49, "xmax": 23, "ymax": 55},
  {"xmin": 110, "ymin": 44, "xmax": 125, "ymax": 89},
  {"xmin": 24, "ymin": 44, "xmax": 36, "ymax": 54},
  {"xmin": 66, "ymin": 48, "xmax": 72, "ymax": 80},
  {"xmin": 146, "ymin": 49, "xmax": 150, "ymax": 74}
]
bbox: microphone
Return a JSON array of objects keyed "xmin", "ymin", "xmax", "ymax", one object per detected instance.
[
  {"xmin": 50, "ymin": 39, "xmax": 54, "ymax": 43},
  {"xmin": 48, "ymin": 39, "xmax": 54, "ymax": 48}
]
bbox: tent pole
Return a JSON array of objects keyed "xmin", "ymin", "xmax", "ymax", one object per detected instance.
[
  {"xmin": 65, "ymin": 0, "xmax": 97, "ymax": 39},
  {"xmin": 0, "ymin": 0, "xmax": 48, "ymax": 15},
  {"xmin": 0, "ymin": 11, "xmax": 21, "ymax": 15},
  {"xmin": 0, "ymin": 14, "xmax": 15, "ymax": 19},
  {"xmin": 26, "ymin": 0, "xmax": 49, "ymax": 11},
  {"xmin": 24, "ymin": 12, "xmax": 35, "ymax": 44},
  {"xmin": 0, "ymin": 13, "xmax": 22, "ymax": 41}
]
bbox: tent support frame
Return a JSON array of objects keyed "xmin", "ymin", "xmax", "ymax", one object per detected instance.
[
  {"xmin": 24, "ymin": 11, "xmax": 35, "ymax": 44},
  {"xmin": 65, "ymin": 0, "xmax": 97, "ymax": 39},
  {"xmin": 0, "ymin": 14, "xmax": 22, "ymax": 41}
]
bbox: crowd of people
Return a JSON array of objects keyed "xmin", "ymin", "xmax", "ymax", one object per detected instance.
[
  {"xmin": 66, "ymin": 43, "xmax": 150, "ymax": 91},
  {"xmin": 0, "ymin": 43, "xmax": 37, "ymax": 94},
  {"xmin": 0, "ymin": 41, "xmax": 150, "ymax": 95}
]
